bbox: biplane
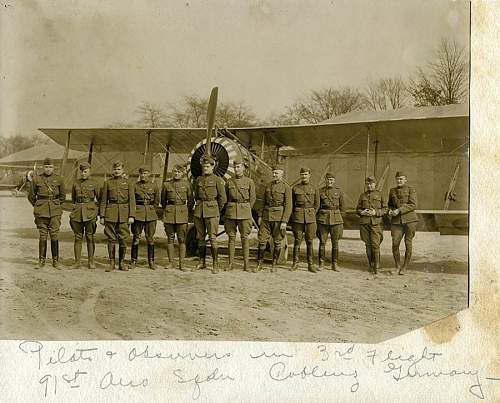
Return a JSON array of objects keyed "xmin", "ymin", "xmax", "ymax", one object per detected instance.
[{"xmin": 38, "ymin": 88, "xmax": 469, "ymax": 241}]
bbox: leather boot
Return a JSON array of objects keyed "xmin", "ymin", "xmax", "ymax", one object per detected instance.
[
  {"xmin": 373, "ymin": 249, "xmax": 380, "ymax": 275},
  {"xmin": 118, "ymin": 245, "xmax": 128, "ymax": 271},
  {"xmin": 87, "ymin": 236, "xmax": 96, "ymax": 269},
  {"xmin": 178, "ymin": 243, "xmax": 187, "ymax": 271},
  {"xmin": 51, "ymin": 240, "xmax": 60, "ymax": 269},
  {"xmin": 331, "ymin": 242, "xmax": 340, "ymax": 272},
  {"xmin": 106, "ymin": 243, "xmax": 115, "ymax": 272},
  {"xmin": 271, "ymin": 246, "xmax": 280, "ymax": 273},
  {"xmin": 193, "ymin": 245, "xmax": 206, "ymax": 271},
  {"xmin": 255, "ymin": 246, "xmax": 265, "ymax": 273},
  {"xmin": 227, "ymin": 238, "xmax": 235, "ymax": 271},
  {"xmin": 242, "ymin": 239, "xmax": 250, "ymax": 272},
  {"xmin": 392, "ymin": 246, "xmax": 401, "ymax": 270},
  {"xmin": 307, "ymin": 242, "xmax": 317, "ymax": 273},
  {"xmin": 365, "ymin": 245, "xmax": 373, "ymax": 273},
  {"xmin": 36, "ymin": 239, "xmax": 47, "ymax": 269},
  {"xmin": 211, "ymin": 246, "xmax": 219, "ymax": 274},
  {"xmin": 318, "ymin": 243, "xmax": 325, "ymax": 271},
  {"xmin": 72, "ymin": 240, "xmax": 82, "ymax": 269},
  {"xmin": 400, "ymin": 245, "xmax": 412, "ymax": 275},
  {"xmin": 148, "ymin": 244, "xmax": 157, "ymax": 270},
  {"xmin": 291, "ymin": 243, "xmax": 300, "ymax": 271},
  {"xmin": 130, "ymin": 244, "xmax": 138, "ymax": 269},
  {"xmin": 165, "ymin": 242, "xmax": 174, "ymax": 269}
]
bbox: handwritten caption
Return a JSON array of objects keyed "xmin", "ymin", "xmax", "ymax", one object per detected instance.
[{"xmin": 15, "ymin": 341, "xmax": 491, "ymax": 400}]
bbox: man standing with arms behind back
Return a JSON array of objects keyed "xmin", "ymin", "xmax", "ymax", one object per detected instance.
[
  {"xmin": 28, "ymin": 157, "xmax": 66, "ymax": 269},
  {"xmin": 388, "ymin": 171, "xmax": 418, "ymax": 275},
  {"xmin": 69, "ymin": 162, "xmax": 101, "ymax": 270},
  {"xmin": 100, "ymin": 161, "xmax": 135, "ymax": 272}
]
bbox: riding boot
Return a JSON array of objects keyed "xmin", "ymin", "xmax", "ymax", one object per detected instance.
[
  {"xmin": 331, "ymin": 242, "xmax": 340, "ymax": 271},
  {"xmin": 178, "ymin": 243, "xmax": 187, "ymax": 271},
  {"xmin": 242, "ymin": 239, "xmax": 250, "ymax": 272},
  {"xmin": 392, "ymin": 246, "xmax": 401, "ymax": 271},
  {"xmin": 365, "ymin": 245, "xmax": 373, "ymax": 273},
  {"xmin": 148, "ymin": 244, "xmax": 156, "ymax": 270},
  {"xmin": 193, "ymin": 245, "xmax": 206, "ymax": 271},
  {"xmin": 318, "ymin": 243, "xmax": 325, "ymax": 271},
  {"xmin": 87, "ymin": 237, "xmax": 96, "ymax": 269},
  {"xmin": 227, "ymin": 238, "xmax": 235, "ymax": 271},
  {"xmin": 130, "ymin": 244, "xmax": 138, "ymax": 269},
  {"xmin": 165, "ymin": 242, "xmax": 174, "ymax": 269},
  {"xmin": 271, "ymin": 246, "xmax": 280, "ymax": 273},
  {"xmin": 36, "ymin": 239, "xmax": 47, "ymax": 269},
  {"xmin": 211, "ymin": 246, "xmax": 219, "ymax": 274},
  {"xmin": 291, "ymin": 243, "xmax": 300, "ymax": 271},
  {"xmin": 72, "ymin": 240, "xmax": 82, "ymax": 269},
  {"xmin": 51, "ymin": 240, "xmax": 60, "ymax": 269},
  {"xmin": 106, "ymin": 243, "xmax": 115, "ymax": 272},
  {"xmin": 118, "ymin": 245, "xmax": 128, "ymax": 271},
  {"xmin": 373, "ymin": 248, "xmax": 380, "ymax": 275},
  {"xmin": 255, "ymin": 245, "xmax": 265, "ymax": 272},
  {"xmin": 307, "ymin": 242, "xmax": 317, "ymax": 273},
  {"xmin": 401, "ymin": 245, "xmax": 412, "ymax": 275}
]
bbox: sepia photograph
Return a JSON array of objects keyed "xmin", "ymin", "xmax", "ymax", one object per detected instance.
[{"xmin": 0, "ymin": 0, "xmax": 470, "ymax": 344}]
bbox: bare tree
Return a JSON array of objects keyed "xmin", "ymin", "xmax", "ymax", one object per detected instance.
[
  {"xmin": 365, "ymin": 77, "xmax": 407, "ymax": 110},
  {"xmin": 408, "ymin": 38, "xmax": 468, "ymax": 106},
  {"xmin": 0, "ymin": 133, "xmax": 52, "ymax": 158},
  {"xmin": 135, "ymin": 102, "xmax": 169, "ymax": 127}
]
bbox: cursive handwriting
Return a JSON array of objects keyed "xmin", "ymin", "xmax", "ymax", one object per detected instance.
[
  {"xmin": 128, "ymin": 345, "xmax": 231, "ymax": 362},
  {"xmin": 268, "ymin": 361, "xmax": 359, "ymax": 392},
  {"xmin": 99, "ymin": 371, "xmax": 149, "ymax": 390},
  {"xmin": 172, "ymin": 367, "xmax": 235, "ymax": 400},
  {"xmin": 19, "ymin": 341, "xmax": 98, "ymax": 370},
  {"xmin": 250, "ymin": 351, "xmax": 295, "ymax": 359}
]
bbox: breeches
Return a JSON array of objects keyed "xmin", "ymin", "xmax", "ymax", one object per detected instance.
[
  {"xmin": 104, "ymin": 221, "xmax": 130, "ymax": 246},
  {"xmin": 194, "ymin": 216, "xmax": 219, "ymax": 247},
  {"xmin": 70, "ymin": 219, "xmax": 97, "ymax": 241},
  {"xmin": 164, "ymin": 223, "xmax": 188, "ymax": 244},
  {"xmin": 132, "ymin": 220, "xmax": 157, "ymax": 245},
  {"xmin": 35, "ymin": 216, "xmax": 61, "ymax": 240},
  {"xmin": 391, "ymin": 222, "xmax": 417, "ymax": 248},
  {"xmin": 224, "ymin": 218, "xmax": 252, "ymax": 240},
  {"xmin": 292, "ymin": 222, "xmax": 317, "ymax": 243},
  {"xmin": 258, "ymin": 220, "xmax": 286, "ymax": 247},
  {"xmin": 317, "ymin": 223, "xmax": 343, "ymax": 244},
  {"xmin": 360, "ymin": 224, "xmax": 383, "ymax": 250}
]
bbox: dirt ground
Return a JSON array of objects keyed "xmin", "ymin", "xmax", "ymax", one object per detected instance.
[{"xmin": 0, "ymin": 193, "xmax": 468, "ymax": 343}]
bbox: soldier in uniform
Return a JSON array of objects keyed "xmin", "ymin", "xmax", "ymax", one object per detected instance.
[
  {"xmin": 28, "ymin": 157, "xmax": 66, "ymax": 269},
  {"xmin": 257, "ymin": 164, "xmax": 292, "ymax": 273},
  {"xmin": 161, "ymin": 164, "xmax": 194, "ymax": 271},
  {"xmin": 69, "ymin": 162, "xmax": 101, "ymax": 270},
  {"xmin": 99, "ymin": 161, "xmax": 136, "ymax": 272},
  {"xmin": 356, "ymin": 176, "xmax": 388, "ymax": 275},
  {"xmin": 291, "ymin": 167, "xmax": 320, "ymax": 273},
  {"xmin": 317, "ymin": 172, "xmax": 345, "ymax": 271},
  {"xmin": 192, "ymin": 156, "xmax": 227, "ymax": 274},
  {"xmin": 224, "ymin": 158, "xmax": 256, "ymax": 272},
  {"xmin": 388, "ymin": 171, "xmax": 418, "ymax": 275},
  {"xmin": 131, "ymin": 166, "xmax": 160, "ymax": 270}
]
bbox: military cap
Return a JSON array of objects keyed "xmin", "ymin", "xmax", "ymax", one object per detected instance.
[
  {"xmin": 300, "ymin": 167, "xmax": 311, "ymax": 174},
  {"xmin": 138, "ymin": 165, "xmax": 151, "ymax": 173},
  {"xmin": 79, "ymin": 161, "xmax": 91, "ymax": 171},
  {"xmin": 172, "ymin": 164, "xmax": 184, "ymax": 172},
  {"xmin": 365, "ymin": 175, "xmax": 376, "ymax": 183},
  {"xmin": 271, "ymin": 163, "xmax": 284, "ymax": 171},
  {"xmin": 112, "ymin": 160, "xmax": 124, "ymax": 168},
  {"xmin": 201, "ymin": 155, "xmax": 216, "ymax": 165},
  {"xmin": 395, "ymin": 171, "xmax": 406, "ymax": 178},
  {"xmin": 43, "ymin": 157, "xmax": 53, "ymax": 165},
  {"xmin": 325, "ymin": 172, "xmax": 335, "ymax": 179}
]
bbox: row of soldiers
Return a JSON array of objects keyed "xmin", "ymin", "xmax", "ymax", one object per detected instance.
[{"xmin": 28, "ymin": 157, "xmax": 417, "ymax": 275}]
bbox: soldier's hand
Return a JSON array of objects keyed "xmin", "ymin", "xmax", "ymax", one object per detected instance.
[
  {"xmin": 128, "ymin": 217, "xmax": 134, "ymax": 225},
  {"xmin": 100, "ymin": 218, "xmax": 105, "ymax": 225},
  {"xmin": 393, "ymin": 209, "xmax": 400, "ymax": 216},
  {"xmin": 280, "ymin": 222, "xmax": 287, "ymax": 230}
]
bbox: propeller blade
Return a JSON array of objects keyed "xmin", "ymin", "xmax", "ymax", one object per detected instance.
[{"xmin": 204, "ymin": 87, "xmax": 218, "ymax": 159}]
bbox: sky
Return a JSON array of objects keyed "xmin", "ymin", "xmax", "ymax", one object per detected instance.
[{"xmin": 0, "ymin": 0, "xmax": 470, "ymax": 137}]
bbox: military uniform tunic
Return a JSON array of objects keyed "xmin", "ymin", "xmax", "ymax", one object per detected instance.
[
  {"xmin": 224, "ymin": 176, "xmax": 256, "ymax": 240},
  {"xmin": 132, "ymin": 180, "xmax": 160, "ymax": 245},
  {"xmin": 356, "ymin": 189, "xmax": 388, "ymax": 251},
  {"xmin": 388, "ymin": 184, "xmax": 418, "ymax": 249},
  {"xmin": 69, "ymin": 177, "xmax": 101, "ymax": 240},
  {"xmin": 161, "ymin": 178, "xmax": 194, "ymax": 242},
  {"xmin": 317, "ymin": 185, "xmax": 345, "ymax": 254},
  {"xmin": 100, "ymin": 176, "xmax": 136, "ymax": 246},
  {"xmin": 28, "ymin": 173, "xmax": 66, "ymax": 240},
  {"xmin": 193, "ymin": 174, "xmax": 227, "ymax": 247},
  {"xmin": 291, "ymin": 182, "xmax": 320, "ymax": 243},
  {"xmin": 257, "ymin": 180, "xmax": 292, "ymax": 248}
]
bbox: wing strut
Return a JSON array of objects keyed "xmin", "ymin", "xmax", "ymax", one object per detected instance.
[
  {"xmin": 162, "ymin": 145, "xmax": 170, "ymax": 184},
  {"xmin": 61, "ymin": 130, "xmax": 71, "ymax": 174},
  {"xmin": 364, "ymin": 127, "xmax": 370, "ymax": 181},
  {"xmin": 444, "ymin": 163, "xmax": 460, "ymax": 210}
]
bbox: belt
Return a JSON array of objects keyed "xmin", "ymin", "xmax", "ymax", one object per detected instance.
[
  {"xmin": 197, "ymin": 198, "xmax": 216, "ymax": 202},
  {"xmin": 320, "ymin": 207, "xmax": 340, "ymax": 211},
  {"xmin": 267, "ymin": 202, "xmax": 283, "ymax": 207},
  {"xmin": 229, "ymin": 199, "xmax": 250, "ymax": 203},
  {"xmin": 37, "ymin": 196, "xmax": 58, "ymax": 200},
  {"xmin": 76, "ymin": 198, "xmax": 94, "ymax": 203},
  {"xmin": 108, "ymin": 201, "xmax": 129, "ymax": 204},
  {"xmin": 136, "ymin": 201, "xmax": 155, "ymax": 205},
  {"xmin": 164, "ymin": 200, "xmax": 187, "ymax": 205},
  {"xmin": 294, "ymin": 204, "xmax": 314, "ymax": 208}
]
